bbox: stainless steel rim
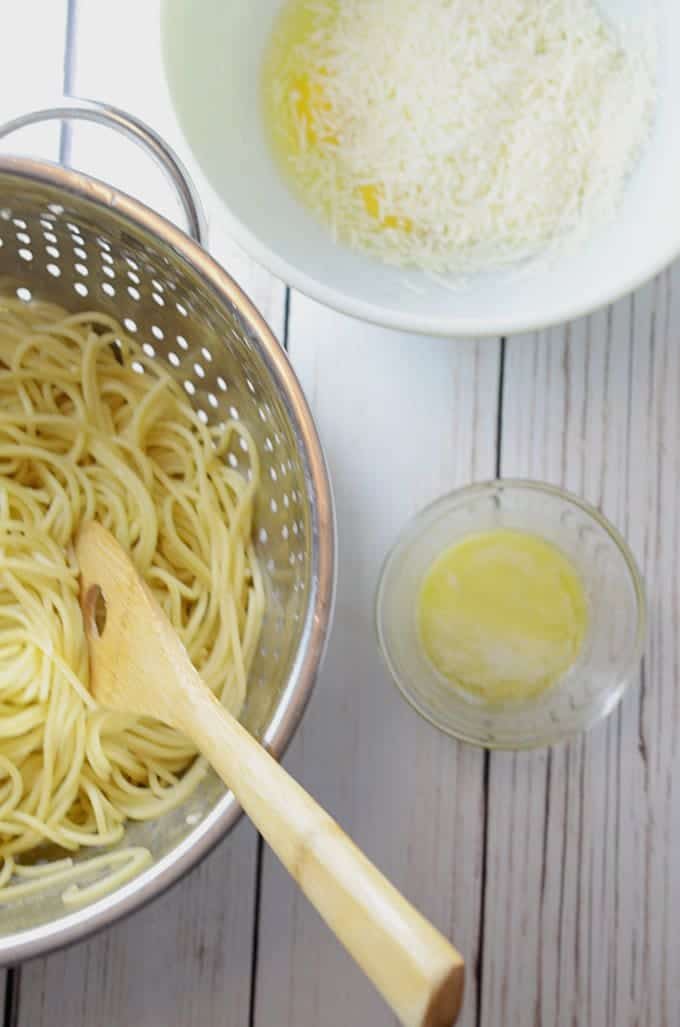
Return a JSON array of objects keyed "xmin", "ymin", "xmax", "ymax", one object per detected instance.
[
  {"xmin": 0, "ymin": 152, "xmax": 335, "ymax": 963},
  {"xmin": 0, "ymin": 96, "xmax": 207, "ymax": 245}
]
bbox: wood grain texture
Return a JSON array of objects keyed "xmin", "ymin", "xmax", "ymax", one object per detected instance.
[
  {"xmin": 7, "ymin": 4, "xmax": 679, "ymax": 1027},
  {"xmin": 253, "ymin": 296, "xmax": 501, "ymax": 1027},
  {"xmin": 17, "ymin": 826, "xmax": 259, "ymax": 1027},
  {"xmin": 481, "ymin": 270, "xmax": 680, "ymax": 1026},
  {"xmin": 75, "ymin": 522, "xmax": 463, "ymax": 1027},
  {"xmin": 15, "ymin": 3, "xmax": 285, "ymax": 1026}
]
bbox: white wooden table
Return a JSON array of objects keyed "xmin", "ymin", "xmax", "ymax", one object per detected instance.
[{"xmin": 1, "ymin": 3, "xmax": 678, "ymax": 1025}]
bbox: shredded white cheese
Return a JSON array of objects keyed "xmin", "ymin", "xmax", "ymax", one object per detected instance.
[{"xmin": 279, "ymin": 0, "xmax": 656, "ymax": 272}]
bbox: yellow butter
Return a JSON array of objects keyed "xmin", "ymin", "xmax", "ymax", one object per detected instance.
[{"xmin": 417, "ymin": 529, "xmax": 587, "ymax": 703}]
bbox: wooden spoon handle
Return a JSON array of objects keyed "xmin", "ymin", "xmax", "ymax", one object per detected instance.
[
  {"xmin": 75, "ymin": 521, "xmax": 463, "ymax": 1026},
  {"xmin": 175, "ymin": 685, "xmax": 464, "ymax": 1027}
]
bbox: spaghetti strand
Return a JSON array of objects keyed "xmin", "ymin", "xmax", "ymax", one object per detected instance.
[{"xmin": 0, "ymin": 298, "xmax": 262, "ymax": 902}]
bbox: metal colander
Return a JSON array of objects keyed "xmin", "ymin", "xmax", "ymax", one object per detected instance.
[{"xmin": 0, "ymin": 98, "xmax": 335, "ymax": 963}]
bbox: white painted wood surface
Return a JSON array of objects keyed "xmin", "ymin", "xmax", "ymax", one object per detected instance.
[
  {"xmin": 482, "ymin": 280, "xmax": 680, "ymax": 1027},
  {"xmin": 1, "ymin": 3, "xmax": 679, "ymax": 1027},
  {"xmin": 255, "ymin": 303, "xmax": 498, "ymax": 1027}
]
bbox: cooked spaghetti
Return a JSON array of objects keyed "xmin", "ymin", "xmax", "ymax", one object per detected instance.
[{"xmin": 0, "ymin": 297, "xmax": 264, "ymax": 904}]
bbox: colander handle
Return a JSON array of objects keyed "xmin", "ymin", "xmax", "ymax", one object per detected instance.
[{"xmin": 0, "ymin": 96, "xmax": 207, "ymax": 245}]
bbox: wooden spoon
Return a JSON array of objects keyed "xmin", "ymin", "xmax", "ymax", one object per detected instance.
[{"xmin": 76, "ymin": 521, "xmax": 464, "ymax": 1027}]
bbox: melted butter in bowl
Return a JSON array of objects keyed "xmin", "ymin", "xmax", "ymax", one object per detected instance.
[
  {"xmin": 417, "ymin": 529, "xmax": 587, "ymax": 705},
  {"xmin": 376, "ymin": 481, "xmax": 645, "ymax": 749}
]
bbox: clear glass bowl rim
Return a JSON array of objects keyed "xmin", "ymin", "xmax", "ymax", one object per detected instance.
[{"xmin": 375, "ymin": 478, "xmax": 647, "ymax": 750}]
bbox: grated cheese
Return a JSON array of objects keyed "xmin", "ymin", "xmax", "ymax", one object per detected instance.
[{"xmin": 262, "ymin": 0, "xmax": 656, "ymax": 273}]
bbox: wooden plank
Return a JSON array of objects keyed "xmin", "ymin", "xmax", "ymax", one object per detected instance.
[
  {"xmin": 481, "ymin": 270, "xmax": 680, "ymax": 1026},
  {"xmin": 254, "ymin": 295, "xmax": 501, "ymax": 1027},
  {"xmin": 0, "ymin": 1, "xmax": 66, "ymax": 160},
  {"xmin": 16, "ymin": 2, "xmax": 285, "ymax": 1025},
  {"xmin": 18, "ymin": 822, "xmax": 259, "ymax": 1027}
]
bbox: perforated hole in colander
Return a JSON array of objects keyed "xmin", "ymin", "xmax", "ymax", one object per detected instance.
[{"xmin": 0, "ymin": 185, "xmax": 313, "ymax": 747}]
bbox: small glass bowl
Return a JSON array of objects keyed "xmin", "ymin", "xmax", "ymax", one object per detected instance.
[{"xmin": 375, "ymin": 480, "xmax": 646, "ymax": 750}]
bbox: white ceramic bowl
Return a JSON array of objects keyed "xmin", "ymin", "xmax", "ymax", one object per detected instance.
[{"xmin": 161, "ymin": 0, "xmax": 679, "ymax": 337}]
